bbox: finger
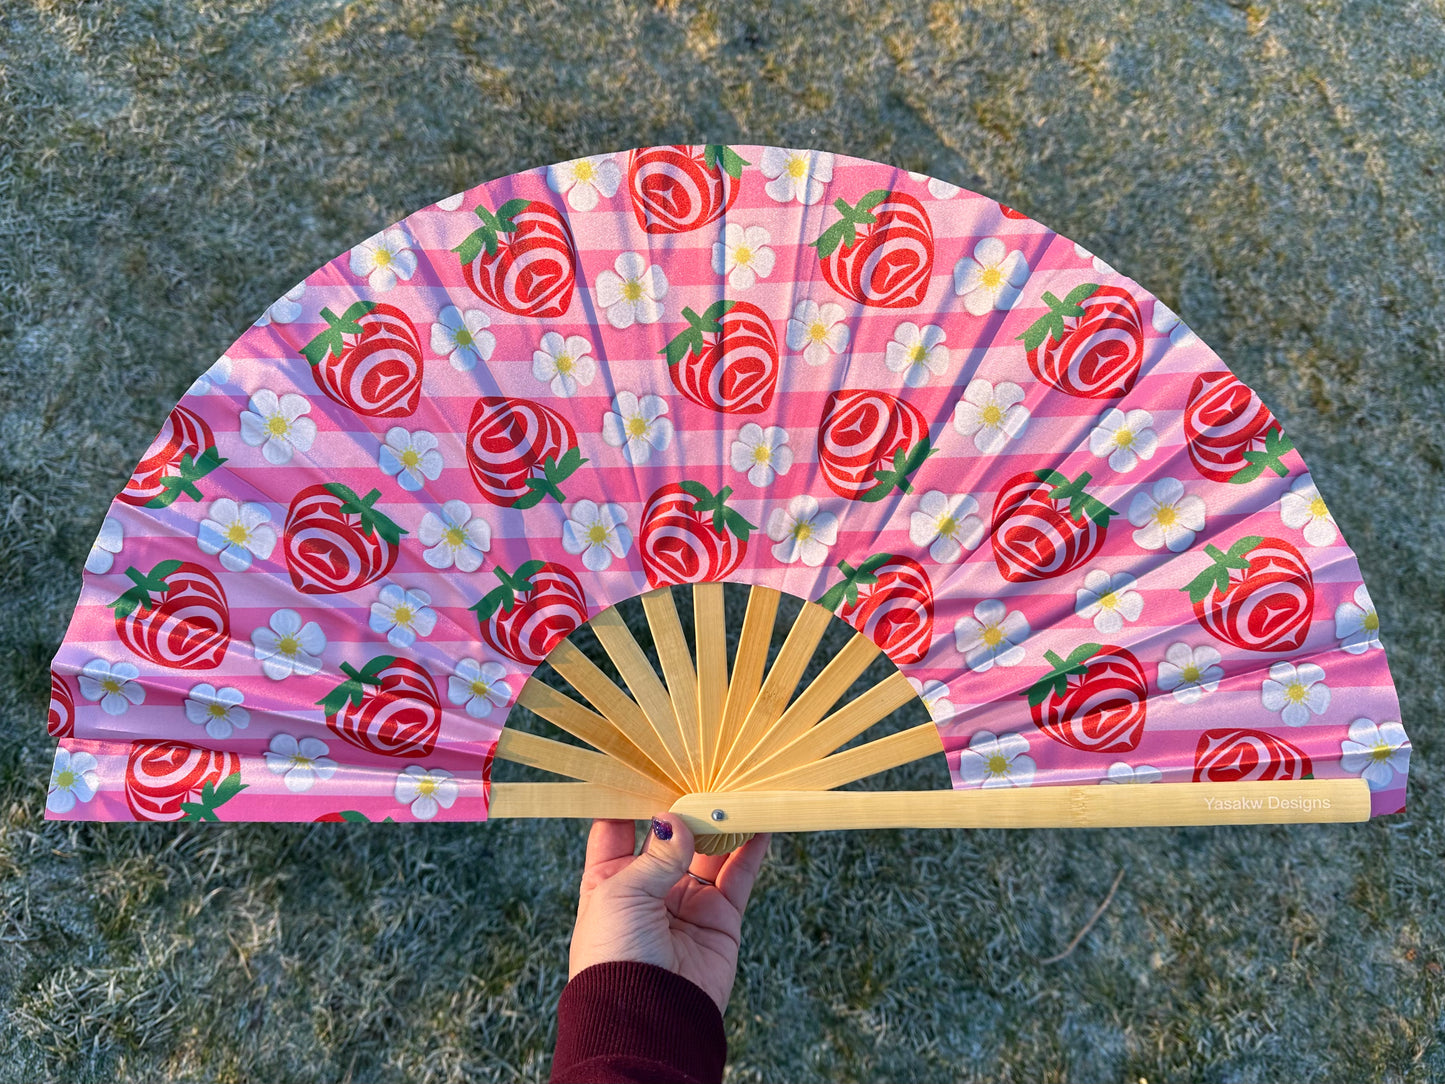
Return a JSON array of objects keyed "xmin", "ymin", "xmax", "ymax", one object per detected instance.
[
  {"xmin": 716, "ymin": 832, "xmax": 771, "ymax": 913},
  {"xmin": 608, "ymin": 814, "xmax": 695, "ymax": 900},
  {"xmin": 687, "ymin": 850, "xmax": 729, "ymax": 886},
  {"xmin": 583, "ymin": 819, "xmax": 638, "ymax": 877}
]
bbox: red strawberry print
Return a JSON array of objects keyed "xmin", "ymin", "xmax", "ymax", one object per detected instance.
[
  {"xmin": 117, "ymin": 403, "xmax": 227, "ymax": 509},
  {"xmin": 1184, "ymin": 371, "xmax": 1294, "ymax": 484},
  {"xmin": 1024, "ymin": 643, "xmax": 1148, "ymax": 754},
  {"xmin": 125, "ymin": 740, "xmax": 243, "ymax": 822},
  {"xmin": 998, "ymin": 201, "xmax": 1031, "ymax": 220},
  {"xmin": 817, "ymin": 389, "xmax": 935, "ymax": 502},
  {"xmin": 300, "ymin": 300, "xmax": 424, "ymax": 417},
  {"xmin": 817, "ymin": 553, "xmax": 935, "ymax": 665},
  {"xmin": 638, "ymin": 481, "xmax": 755, "ymax": 589},
  {"xmin": 471, "ymin": 560, "xmax": 589, "ymax": 666},
  {"xmin": 991, "ymin": 470, "xmax": 1118, "ymax": 583},
  {"xmin": 318, "ymin": 655, "xmax": 441, "ymax": 759},
  {"xmin": 283, "ymin": 483, "xmax": 407, "ymax": 595},
  {"xmin": 1182, "ymin": 535, "xmax": 1315, "ymax": 653},
  {"xmin": 1193, "ymin": 728, "xmax": 1313, "ymax": 782},
  {"xmin": 108, "ymin": 560, "xmax": 229, "ymax": 670},
  {"xmin": 810, "ymin": 189, "xmax": 934, "ymax": 309},
  {"xmin": 1018, "ymin": 284, "xmax": 1144, "ymax": 399},
  {"xmin": 466, "ymin": 397, "xmax": 585, "ymax": 509},
  {"xmin": 660, "ymin": 300, "xmax": 779, "ymax": 414},
  {"xmin": 48, "ymin": 672, "xmax": 75, "ymax": 738},
  {"xmin": 627, "ymin": 144, "xmax": 746, "ymax": 234},
  {"xmin": 453, "ymin": 198, "xmax": 577, "ymax": 319}
]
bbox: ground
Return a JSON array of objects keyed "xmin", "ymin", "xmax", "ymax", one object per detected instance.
[{"xmin": 1, "ymin": 1, "xmax": 1443, "ymax": 1081}]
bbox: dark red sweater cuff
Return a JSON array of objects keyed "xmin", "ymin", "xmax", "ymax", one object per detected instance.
[{"xmin": 550, "ymin": 961, "xmax": 726, "ymax": 1084}]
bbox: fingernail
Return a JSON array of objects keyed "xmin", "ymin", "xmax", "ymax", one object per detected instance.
[{"xmin": 650, "ymin": 817, "xmax": 673, "ymax": 842}]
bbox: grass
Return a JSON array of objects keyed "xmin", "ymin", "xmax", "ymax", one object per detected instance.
[{"xmin": 2, "ymin": 0, "xmax": 1444, "ymax": 1080}]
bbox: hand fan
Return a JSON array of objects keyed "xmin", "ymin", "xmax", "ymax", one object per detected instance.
[{"xmin": 43, "ymin": 144, "xmax": 1409, "ymax": 849}]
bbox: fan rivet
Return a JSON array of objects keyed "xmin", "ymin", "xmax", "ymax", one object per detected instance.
[{"xmin": 710, "ymin": 809, "xmax": 727, "ymax": 822}]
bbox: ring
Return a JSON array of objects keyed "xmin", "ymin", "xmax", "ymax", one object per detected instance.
[{"xmin": 685, "ymin": 870, "xmax": 716, "ymax": 887}]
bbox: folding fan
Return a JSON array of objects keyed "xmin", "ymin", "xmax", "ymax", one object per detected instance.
[{"xmin": 43, "ymin": 144, "xmax": 1410, "ymax": 849}]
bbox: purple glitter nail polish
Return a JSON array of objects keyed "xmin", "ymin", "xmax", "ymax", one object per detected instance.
[{"xmin": 650, "ymin": 817, "xmax": 673, "ymax": 841}]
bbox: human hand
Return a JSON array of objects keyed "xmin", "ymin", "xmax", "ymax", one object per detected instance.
[{"xmin": 568, "ymin": 815, "xmax": 771, "ymax": 1013}]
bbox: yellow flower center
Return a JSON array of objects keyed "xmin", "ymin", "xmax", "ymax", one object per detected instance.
[
  {"xmin": 393, "ymin": 605, "xmax": 414, "ymax": 626},
  {"xmin": 572, "ymin": 160, "xmax": 595, "ymax": 183},
  {"xmin": 786, "ymin": 155, "xmax": 807, "ymax": 178},
  {"xmin": 752, "ymin": 444, "xmax": 771, "ymax": 464},
  {"xmin": 416, "ymin": 776, "xmax": 438, "ymax": 797},
  {"xmin": 1113, "ymin": 428, "xmax": 1135, "ymax": 448},
  {"xmin": 101, "ymin": 678, "xmax": 121, "ymax": 694},
  {"xmin": 445, "ymin": 526, "xmax": 466, "ymax": 547},
  {"xmin": 226, "ymin": 523, "xmax": 250, "ymax": 545},
  {"xmin": 1370, "ymin": 743, "xmax": 1393, "ymax": 763},
  {"xmin": 372, "ymin": 248, "xmax": 392, "ymax": 267},
  {"xmin": 1099, "ymin": 591, "xmax": 1119, "ymax": 610},
  {"xmin": 792, "ymin": 521, "xmax": 813, "ymax": 542},
  {"xmin": 1285, "ymin": 682, "xmax": 1308, "ymax": 703},
  {"xmin": 56, "ymin": 769, "xmax": 76, "ymax": 788},
  {"xmin": 1180, "ymin": 664, "xmax": 1202, "ymax": 683},
  {"xmin": 555, "ymin": 353, "xmax": 574, "ymax": 374},
  {"xmin": 733, "ymin": 245, "xmax": 753, "ymax": 266},
  {"xmin": 986, "ymin": 753, "xmax": 1009, "ymax": 776},
  {"xmin": 808, "ymin": 321, "xmax": 829, "ymax": 343},
  {"xmin": 469, "ymin": 678, "xmax": 492, "ymax": 699},
  {"xmin": 982, "ymin": 625, "xmax": 1003, "ymax": 647},
  {"xmin": 937, "ymin": 515, "xmax": 958, "ymax": 537},
  {"xmin": 267, "ymin": 415, "xmax": 290, "ymax": 436},
  {"xmin": 293, "ymin": 755, "xmax": 313, "ymax": 769},
  {"xmin": 908, "ymin": 342, "xmax": 930, "ymax": 365},
  {"xmin": 626, "ymin": 415, "xmax": 648, "ymax": 438},
  {"xmin": 980, "ymin": 404, "xmax": 1003, "ymax": 426},
  {"xmin": 276, "ymin": 634, "xmax": 300, "ymax": 656},
  {"xmin": 1154, "ymin": 505, "xmax": 1178, "ymax": 527},
  {"xmin": 208, "ymin": 703, "xmax": 229, "ymax": 719},
  {"xmin": 454, "ymin": 327, "xmax": 473, "ymax": 347},
  {"xmin": 400, "ymin": 448, "xmax": 420, "ymax": 469},
  {"xmin": 1363, "ymin": 612, "xmax": 1380, "ymax": 631},
  {"xmin": 587, "ymin": 523, "xmax": 610, "ymax": 545},
  {"xmin": 1309, "ymin": 496, "xmax": 1329, "ymax": 518},
  {"xmin": 980, "ymin": 266, "xmax": 1003, "ymax": 289},
  {"xmin": 622, "ymin": 279, "xmax": 644, "ymax": 302}
]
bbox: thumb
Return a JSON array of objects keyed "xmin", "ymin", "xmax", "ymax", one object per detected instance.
[{"xmin": 609, "ymin": 815, "xmax": 694, "ymax": 900}]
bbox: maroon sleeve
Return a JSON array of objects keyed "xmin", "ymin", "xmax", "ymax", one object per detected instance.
[{"xmin": 549, "ymin": 961, "xmax": 726, "ymax": 1084}]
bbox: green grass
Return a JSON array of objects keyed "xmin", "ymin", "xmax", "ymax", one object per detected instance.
[{"xmin": 2, "ymin": 0, "xmax": 1444, "ymax": 1080}]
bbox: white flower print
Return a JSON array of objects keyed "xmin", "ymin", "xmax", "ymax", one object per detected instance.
[
  {"xmin": 187, "ymin": 353, "xmax": 234, "ymax": 395},
  {"xmin": 602, "ymin": 392, "xmax": 673, "ymax": 465},
  {"xmin": 785, "ymin": 299, "xmax": 850, "ymax": 366},
  {"xmin": 418, "ymin": 499, "xmax": 491, "ymax": 573},
  {"xmin": 379, "ymin": 427, "xmax": 443, "ymax": 492},
  {"xmin": 595, "ymin": 252, "xmax": 668, "ymax": 328},
  {"xmin": 907, "ymin": 171, "xmax": 962, "ymax": 200},
  {"xmin": 759, "ymin": 147, "xmax": 834, "ymax": 204},
  {"xmin": 1260, "ymin": 661, "xmax": 1331, "ymax": 727},
  {"xmin": 240, "ymin": 389, "xmax": 317, "ymax": 466},
  {"xmin": 1128, "ymin": 478, "xmax": 1206, "ymax": 552},
  {"xmin": 1073, "ymin": 242, "xmax": 1117, "ymax": 277},
  {"xmin": 562, "ymin": 500, "xmax": 633, "ymax": 572},
  {"xmin": 1100, "ymin": 762, "xmax": 1163, "ymax": 785},
  {"xmin": 952, "ymin": 378, "xmax": 1029, "ymax": 454},
  {"xmin": 953, "ymin": 238, "xmax": 1030, "ymax": 315},
  {"xmin": 547, "ymin": 154, "xmax": 621, "ymax": 211},
  {"xmin": 251, "ymin": 608, "xmax": 326, "ymax": 680},
  {"xmin": 1279, "ymin": 473, "xmax": 1339, "ymax": 547},
  {"xmin": 184, "ymin": 683, "xmax": 250, "ymax": 740},
  {"xmin": 958, "ymin": 730, "xmax": 1035, "ymax": 788},
  {"xmin": 1335, "ymin": 583, "xmax": 1381, "ymax": 654},
  {"xmin": 1151, "ymin": 298, "xmax": 1198, "ymax": 346},
  {"xmin": 255, "ymin": 281, "xmax": 306, "ymax": 327},
  {"xmin": 1340, "ymin": 718, "xmax": 1410, "ymax": 791},
  {"xmin": 86, "ymin": 515, "xmax": 123, "ymax": 574},
  {"xmin": 954, "ymin": 600, "xmax": 1030, "ymax": 673},
  {"xmin": 712, "ymin": 223, "xmax": 776, "ymax": 290},
  {"xmin": 77, "ymin": 658, "xmax": 144, "ymax": 715},
  {"xmin": 435, "ymin": 191, "xmax": 465, "ymax": 211},
  {"xmin": 369, "ymin": 584, "xmax": 437, "ymax": 649},
  {"xmin": 532, "ymin": 332, "xmax": 597, "ymax": 398},
  {"xmin": 47, "ymin": 748, "xmax": 100, "ymax": 814},
  {"xmin": 908, "ymin": 677, "xmax": 956, "ymax": 723},
  {"xmin": 197, "ymin": 498, "xmax": 277, "ymax": 573},
  {"xmin": 395, "ymin": 765, "xmax": 458, "ymax": 820},
  {"xmin": 1075, "ymin": 569, "xmax": 1145, "ymax": 636},
  {"xmin": 908, "ymin": 491, "xmax": 984, "ymax": 564},
  {"xmin": 1156, "ymin": 643, "xmax": 1223, "ymax": 705},
  {"xmin": 1088, "ymin": 408, "xmax": 1159, "ymax": 473},
  {"xmin": 885, "ymin": 322, "xmax": 949, "ymax": 387},
  {"xmin": 264, "ymin": 734, "xmax": 337, "ymax": 794},
  {"xmin": 349, "ymin": 227, "xmax": 417, "ymax": 292},
  {"xmin": 448, "ymin": 659, "xmax": 513, "ymax": 719},
  {"xmin": 430, "ymin": 306, "xmax": 496, "ymax": 372},
  {"xmin": 730, "ymin": 424, "xmax": 793, "ymax": 488},
  {"xmin": 766, "ymin": 495, "xmax": 838, "ymax": 567}
]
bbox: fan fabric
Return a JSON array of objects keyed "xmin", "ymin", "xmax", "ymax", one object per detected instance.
[{"xmin": 43, "ymin": 146, "xmax": 1408, "ymax": 823}]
